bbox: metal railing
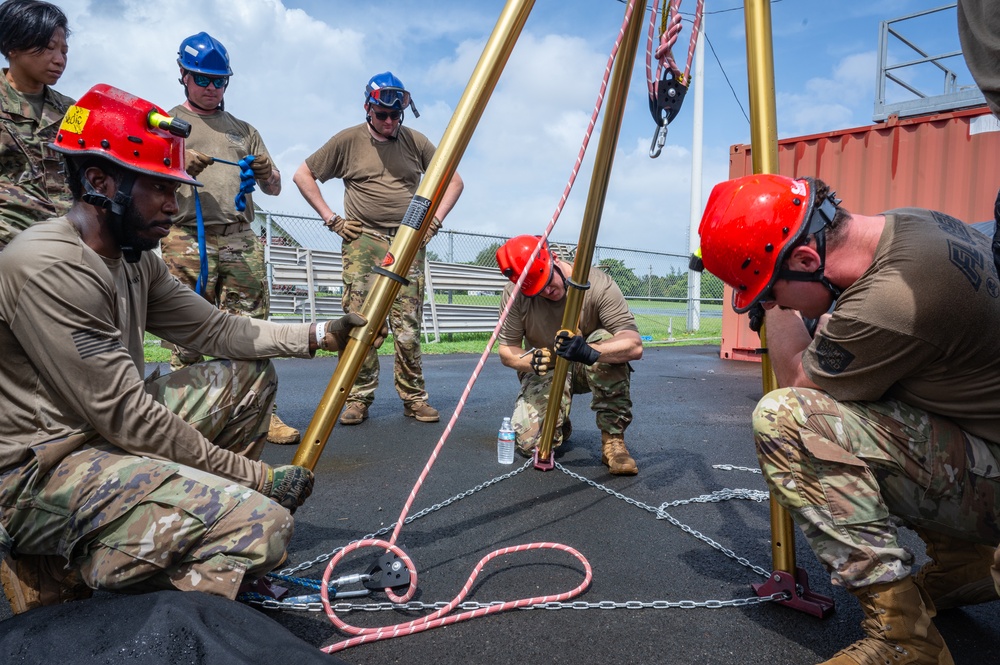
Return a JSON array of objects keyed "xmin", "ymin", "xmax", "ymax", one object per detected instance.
[
  {"xmin": 873, "ymin": 3, "xmax": 984, "ymax": 121},
  {"xmin": 257, "ymin": 212, "xmax": 724, "ymax": 343}
]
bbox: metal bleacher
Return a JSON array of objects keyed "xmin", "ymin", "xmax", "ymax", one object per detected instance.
[{"xmin": 266, "ymin": 244, "xmax": 507, "ymax": 341}]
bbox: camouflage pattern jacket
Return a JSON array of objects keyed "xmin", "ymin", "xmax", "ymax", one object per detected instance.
[{"xmin": 0, "ymin": 71, "xmax": 75, "ymax": 246}]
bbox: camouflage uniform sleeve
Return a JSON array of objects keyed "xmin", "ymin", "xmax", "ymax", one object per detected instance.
[{"xmin": 11, "ymin": 260, "xmax": 266, "ymax": 487}]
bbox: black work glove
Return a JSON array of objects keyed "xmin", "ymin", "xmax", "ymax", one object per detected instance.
[
  {"xmin": 530, "ymin": 348, "xmax": 554, "ymax": 376},
  {"xmin": 553, "ymin": 330, "xmax": 600, "ymax": 365},
  {"xmin": 747, "ymin": 302, "xmax": 765, "ymax": 334},
  {"xmin": 261, "ymin": 464, "xmax": 315, "ymax": 513},
  {"xmin": 319, "ymin": 313, "xmax": 368, "ymax": 352}
]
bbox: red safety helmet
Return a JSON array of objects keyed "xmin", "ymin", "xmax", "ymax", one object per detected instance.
[
  {"xmin": 50, "ymin": 83, "xmax": 200, "ymax": 186},
  {"xmin": 496, "ymin": 235, "xmax": 554, "ymax": 297},
  {"xmin": 699, "ymin": 174, "xmax": 834, "ymax": 312}
]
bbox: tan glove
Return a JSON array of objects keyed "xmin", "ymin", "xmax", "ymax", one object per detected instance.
[
  {"xmin": 530, "ymin": 348, "xmax": 554, "ymax": 376},
  {"xmin": 372, "ymin": 318, "xmax": 389, "ymax": 349},
  {"xmin": 324, "ymin": 215, "xmax": 363, "ymax": 242},
  {"xmin": 318, "ymin": 312, "xmax": 368, "ymax": 352},
  {"xmin": 421, "ymin": 217, "xmax": 442, "ymax": 249},
  {"xmin": 249, "ymin": 154, "xmax": 272, "ymax": 180},
  {"xmin": 185, "ymin": 149, "xmax": 213, "ymax": 178}
]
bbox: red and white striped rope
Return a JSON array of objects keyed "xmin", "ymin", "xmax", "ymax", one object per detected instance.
[{"xmin": 317, "ymin": 0, "xmax": 643, "ymax": 652}]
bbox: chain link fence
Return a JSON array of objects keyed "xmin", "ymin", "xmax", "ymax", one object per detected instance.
[{"xmin": 255, "ymin": 209, "xmax": 725, "ymax": 344}]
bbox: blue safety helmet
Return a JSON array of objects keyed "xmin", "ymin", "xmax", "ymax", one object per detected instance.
[
  {"xmin": 177, "ymin": 31, "xmax": 233, "ymax": 76},
  {"xmin": 365, "ymin": 71, "xmax": 419, "ymax": 117}
]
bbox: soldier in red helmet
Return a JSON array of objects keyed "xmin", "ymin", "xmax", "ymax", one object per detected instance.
[
  {"xmin": 0, "ymin": 84, "xmax": 365, "ymax": 615},
  {"xmin": 495, "ymin": 235, "xmax": 643, "ymax": 475},
  {"xmin": 698, "ymin": 173, "xmax": 1000, "ymax": 664}
]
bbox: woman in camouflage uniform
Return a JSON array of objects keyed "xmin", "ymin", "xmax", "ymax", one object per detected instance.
[{"xmin": 0, "ymin": 0, "xmax": 74, "ymax": 250}]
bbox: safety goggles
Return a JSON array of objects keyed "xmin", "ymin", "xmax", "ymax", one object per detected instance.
[
  {"xmin": 372, "ymin": 109, "xmax": 402, "ymax": 121},
  {"xmin": 192, "ymin": 74, "xmax": 229, "ymax": 89},
  {"xmin": 369, "ymin": 86, "xmax": 411, "ymax": 109}
]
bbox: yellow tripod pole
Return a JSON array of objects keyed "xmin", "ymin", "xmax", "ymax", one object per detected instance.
[
  {"xmin": 744, "ymin": 0, "xmax": 833, "ymax": 617},
  {"xmin": 535, "ymin": 0, "xmax": 647, "ymax": 465},
  {"xmin": 293, "ymin": 0, "xmax": 536, "ymax": 470}
]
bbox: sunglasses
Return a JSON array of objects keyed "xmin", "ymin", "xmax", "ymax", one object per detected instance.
[
  {"xmin": 372, "ymin": 109, "xmax": 402, "ymax": 121},
  {"xmin": 192, "ymin": 74, "xmax": 229, "ymax": 89}
]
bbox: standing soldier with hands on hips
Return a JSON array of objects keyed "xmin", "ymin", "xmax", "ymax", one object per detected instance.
[
  {"xmin": 495, "ymin": 236, "xmax": 643, "ymax": 475},
  {"xmin": 293, "ymin": 71, "xmax": 464, "ymax": 426},
  {"xmin": 159, "ymin": 31, "xmax": 300, "ymax": 446}
]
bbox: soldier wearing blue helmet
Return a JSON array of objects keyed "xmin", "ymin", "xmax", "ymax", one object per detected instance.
[
  {"xmin": 293, "ymin": 71, "xmax": 464, "ymax": 426},
  {"xmin": 161, "ymin": 32, "xmax": 300, "ymax": 446}
]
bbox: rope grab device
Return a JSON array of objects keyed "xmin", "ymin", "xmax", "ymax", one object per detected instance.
[{"xmin": 646, "ymin": 0, "xmax": 704, "ymax": 157}]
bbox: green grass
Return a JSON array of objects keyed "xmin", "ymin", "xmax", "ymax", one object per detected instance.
[{"xmin": 144, "ymin": 323, "xmax": 720, "ymax": 363}]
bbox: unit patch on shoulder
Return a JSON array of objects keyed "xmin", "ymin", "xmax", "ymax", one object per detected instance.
[{"xmin": 814, "ymin": 336, "xmax": 855, "ymax": 375}]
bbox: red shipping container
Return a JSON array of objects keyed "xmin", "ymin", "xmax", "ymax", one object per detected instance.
[{"xmin": 719, "ymin": 106, "xmax": 1000, "ymax": 361}]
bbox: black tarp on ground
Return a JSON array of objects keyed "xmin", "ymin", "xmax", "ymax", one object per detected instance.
[{"xmin": 0, "ymin": 590, "xmax": 348, "ymax": 665}]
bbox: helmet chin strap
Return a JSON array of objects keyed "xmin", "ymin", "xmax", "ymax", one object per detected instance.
[
  {"xmin": 81, "ymin": 172, "xmax": 143, "ymax": 263},
  {"xmin": 774, "ymin": 197, "xmax": 843, "ymax": 301}
]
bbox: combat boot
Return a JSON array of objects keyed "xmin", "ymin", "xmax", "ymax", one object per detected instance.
[
  {"xmin": 821, "ymin": 577, "xmax": 953, "ymax": 665},
  {"xmin": 0, "ymin": 554, "xmax": 92, "ymax": 615},
  {"xmin": 913, "ymin": 528, "xmax": 998, "ymax": 610},
  {"xmin": 404, "ymin": 400, "xmax": 440, "ymax": 423},
  {"xmin": 267, "ymin": 413, "xmax": 300, "ymax": 445},
  {"xmin": 339, "ymin": 402, "xmax": 369, "ymax": 425},
  {"xmin": 600, "ymin": 432, "xmax": 637, "ymax": 475}
]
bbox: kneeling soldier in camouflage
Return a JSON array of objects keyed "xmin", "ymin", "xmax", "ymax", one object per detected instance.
[
  {"xmin": 495, "ymin": 236, "xmax": 643, "ymax": 475},
  {"xmin": 0, "ymin": 84, "xmax": 367, "ymax": 614}
]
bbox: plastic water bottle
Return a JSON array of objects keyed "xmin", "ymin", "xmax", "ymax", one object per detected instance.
[{"xmin": 497, "ymin": 417, "xmax": 516, "ymax": 464}]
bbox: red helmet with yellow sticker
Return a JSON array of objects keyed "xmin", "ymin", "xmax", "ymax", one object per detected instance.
[{"xmin": 50, "ymin": 83, "xmax": 200, "ymax": 186}]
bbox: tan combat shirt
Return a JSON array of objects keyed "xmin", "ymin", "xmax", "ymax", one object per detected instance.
[
  {"xmin": 304, "ymin": 123, "xmax": 436, "ymax": 231},
  {"xmin": 0, "ymin": 71, "xmax": 74, "ymax": 246},
  {"xmin": 169, "ymin": 105, "xmax": 273, "ymax": 230},
  {"xmin": 0, "ymin": 218, "xmax": 312, "ymax": 486},
  {"xmin": 803, "ymin": 209, "xmax": 1000, "ymax": 444},
  {"xmin": 498, "ymin": 268, "xmax": 639, "ymax": 352}
]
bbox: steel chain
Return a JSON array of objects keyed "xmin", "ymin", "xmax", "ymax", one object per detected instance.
[{"xmin": 249, "ymin": 459, "xmax": 781, "ymax": 612}]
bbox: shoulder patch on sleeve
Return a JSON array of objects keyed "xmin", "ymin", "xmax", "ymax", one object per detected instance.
[{"xmin": 814, "ymin": 335, "xmax": 855, "ymax": 375}]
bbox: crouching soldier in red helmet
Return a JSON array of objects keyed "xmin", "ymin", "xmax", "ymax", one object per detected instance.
[
  {"xmin": 697, "ymin": 173, "xmax": 1000, "ymax": 664},
  {"xmin": 495, "ymin": 236, "xmax": 643, "ymax": 475},
  {"xmin": 0, "ymin": 84, "xmax": 366, "ymax": 615}
]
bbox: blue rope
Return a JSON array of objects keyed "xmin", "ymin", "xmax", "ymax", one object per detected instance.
[
  {"xmin": 193, "ymin": 189, "xmax": 209, "ymax": 296},
  {"xmin": 234, "ymin": 155, "xmax": 257, "ymax": 212},
  {"xmin": 190, "ymin": 155, "xmax": 259, "ymax": 295}
]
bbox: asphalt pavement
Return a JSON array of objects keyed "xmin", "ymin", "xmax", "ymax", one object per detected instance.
[{"xmin": 2, "ymin": 345, "xmax": 997, "ymax": 664}]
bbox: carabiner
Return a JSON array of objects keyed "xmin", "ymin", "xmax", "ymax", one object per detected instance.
[{"xmin": 649, "ymin": 123, "xmax": 668, "ymax": 158}]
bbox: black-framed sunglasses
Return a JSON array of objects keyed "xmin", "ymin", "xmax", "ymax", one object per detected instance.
[
  {"xmin": 192, "ymin": 74, "xmax": 229, "ymax": 89},
  {"xmin": 372, "ymin": 109, "xmax": 402, "ymax": 121}
]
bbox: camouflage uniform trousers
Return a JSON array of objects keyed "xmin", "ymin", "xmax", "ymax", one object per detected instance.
[
  {"xmin": 340, "ymin": 231, "xmax": 428, "ymax": 406},
  {"xmin": 511, "ymin": 330, "xmax": 633, "ymax": 456},
  {"xmin": 0, "ymin": 358, "xmax": 289, "ymax": 599},
  {"xmin": 159, "ymin": 223, "xmax": 269, "ymax": 368},
  {"xmin": 754, "ymin": 387, "xmax": 1000, "ymax": 591}
]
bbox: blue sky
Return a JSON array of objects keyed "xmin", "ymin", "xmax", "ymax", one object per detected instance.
[{"xmin": 53, "ymin": 0, "xmax": 980, "ymax": 253}]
